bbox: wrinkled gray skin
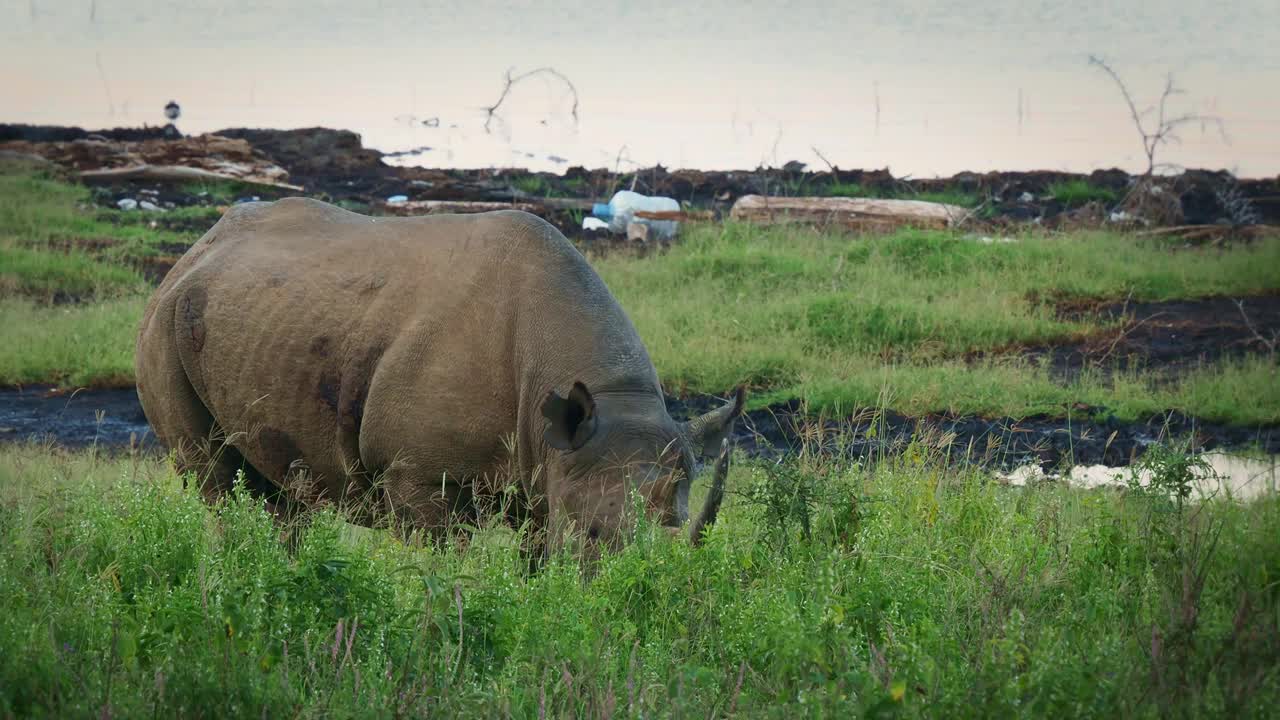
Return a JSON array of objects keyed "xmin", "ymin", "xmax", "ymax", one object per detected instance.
[{"xmin": 135, "ymin": 198, "xmax": 743, "ymax": 555}]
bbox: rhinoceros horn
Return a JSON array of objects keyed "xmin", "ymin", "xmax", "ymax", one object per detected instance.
[
  {"xmin": 683, "ymin": 386, "xmax": 746, "ymax": 459},
  {"xmin": 688, "ymin": 438, "xmax": 731, "ymax": 545}
]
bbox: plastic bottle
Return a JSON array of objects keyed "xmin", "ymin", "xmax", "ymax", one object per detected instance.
[{"xmin": 591, "ymin": 190, "xmax": 680, "ymax": 239}]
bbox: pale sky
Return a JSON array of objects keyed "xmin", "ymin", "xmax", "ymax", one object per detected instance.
[{"xmin": 2, "ymin": 0, "xmax": 1278, "ymax": 176}]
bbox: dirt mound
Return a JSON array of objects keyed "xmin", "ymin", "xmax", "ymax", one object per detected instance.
[{"xmin": 213, "ymin": 127, "xmax": 385, "ymax": 180}]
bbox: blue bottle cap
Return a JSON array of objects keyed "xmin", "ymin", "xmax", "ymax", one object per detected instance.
[{"xmin": 592, "ymin": 202, "xmax": 612, "ymax": 219}]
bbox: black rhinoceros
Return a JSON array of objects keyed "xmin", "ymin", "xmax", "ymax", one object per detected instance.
[{"xmin": 135, "ymin": 198, "xmax": 743, "ymax": 553}]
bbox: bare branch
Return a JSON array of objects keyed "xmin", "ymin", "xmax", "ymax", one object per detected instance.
[
  {"xmin": 1234, "ymin": 299, "xmax": 1278, "ymax": 356},
  {"xmin": 1089, "ymin": 55, "xmax": 1145, "ymax": 154},
  {"xmin": 482, "ymin": 66, "xmax": 580, "ymax": 134},
  {"xmin": 1088, "ymin": 55, "xmax": 1227, "ymax": 177},
  {"xmin": 810, "ymin": 146, "xmax": 838, "ymax": 176}
]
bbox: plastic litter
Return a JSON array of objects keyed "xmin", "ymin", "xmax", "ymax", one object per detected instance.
[{"xmin": 591, "ymin": 190, "xmax": 680, "ymax": 240}]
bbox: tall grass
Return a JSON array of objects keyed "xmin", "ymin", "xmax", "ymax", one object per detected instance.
[
  {"xmin": 1, "ymin": 443, "xmax": 1276, "ymax": 717},
  {"xmin": 0, "ymin": 160, "xmax": 198, "ymax": 260},
  {"xmin": 0, "ymin": 244, "xmax": 146, "ymax": 301},
  {"xmin": 3, "ymin": 162, "xmax": 1277, "ymax": 424}
]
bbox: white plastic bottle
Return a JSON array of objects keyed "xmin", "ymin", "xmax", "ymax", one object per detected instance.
[{"xmin": 591, "ymin": 190, "xmax": 681, "ymax": 239}]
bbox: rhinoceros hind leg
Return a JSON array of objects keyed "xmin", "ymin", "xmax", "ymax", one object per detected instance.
[{"xmin": 137, "ymin": 290, "xmax": 301, "ymax": 522}]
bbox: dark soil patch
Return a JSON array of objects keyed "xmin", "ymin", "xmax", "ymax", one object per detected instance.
[
  {"xmin": 134, "ymin": 255, "xmax": 180, "ymax": 284},
  {"xmin": 1020, "ymin": 293, "xmax": 1280, "ymax": 382},
  {"xmin": 49, "ymin": 236, "xmax": 119, "ymax": 253},
  {"xmin": 3, "ymin": 384, "xmax": 1273, "ymax": 471},
  {"xmin": 39, "ymin": 236, "xmax": 186, "ymax": 286}
]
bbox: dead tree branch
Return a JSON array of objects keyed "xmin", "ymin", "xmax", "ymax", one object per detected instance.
[
  {"xmin": 483, "ymin": 67, "xmax": 580, "ymax": 134},
  {"xmin": 1088, "ymin": 55, "xmax": 1227, "ymax": 177},
  {"xmin": 1234, "ymin": 299, "xmax": 1278, "ymax": 357}
]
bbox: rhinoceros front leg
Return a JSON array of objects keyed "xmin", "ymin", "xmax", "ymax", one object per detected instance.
[{"xmin": 375, "ymin": 463, "xmax": 478, "ymax": 545}]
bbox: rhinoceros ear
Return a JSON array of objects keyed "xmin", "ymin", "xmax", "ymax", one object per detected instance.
[
  {"xmin": 683, "ymin": 385, "xmax": 746, "ymax": 459},
  {"xmin": 542, "ymin": 381, "xmax": 598, "ymax": 451}
]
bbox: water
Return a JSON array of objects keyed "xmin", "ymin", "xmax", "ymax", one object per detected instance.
[
  {"xmin": 1002, "ymin": 452, "xmax": 1280, "ymax": 501},
  {"xmin": 2, "ymin": 0, "xmax": 1278, "ymax": 176}
]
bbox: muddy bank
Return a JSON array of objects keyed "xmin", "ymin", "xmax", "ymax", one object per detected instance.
[
  {"xmin": 3, "ymin": 384, "xmax": 1275, "ymax": 472},
  {"xmin": 667, "ymin": 393, "xmax": 1279, "ymax": 471},
  {"xmin": 1019, "ymin": 293, "xmax": 1280, "ymax": 381},
  {"xmin": 5, "ymin": 123, "xmax": 1279, "ymax": 232}
]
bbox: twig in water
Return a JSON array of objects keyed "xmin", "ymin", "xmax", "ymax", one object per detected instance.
[{"xmin": 483, "ymin": 67, "xmax": 579, "ymax": 134}]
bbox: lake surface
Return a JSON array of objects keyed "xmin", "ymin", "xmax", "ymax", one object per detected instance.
[{"xmin": 2, "ymin": 1, "xmax": 1279, "ymax": 176}]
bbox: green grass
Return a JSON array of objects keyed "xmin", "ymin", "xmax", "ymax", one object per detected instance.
[
  {"xmin": 820, "ymin": 180, "xmax": 875, "ymax": 197},
  {"xmin": 0, "ymin": 159, "xmax": 200, "ymax": 265},
  {"xmin": 1049, "ymin": 179, "xmax": 1119, "ymax": 207},
  {"xmin": 2, "ymin": 163, "xmax": 1277, "ymax": 425},
  {"xmin": 511, "ymin": 175, "xmax": 554, "ymax": 196},
  {"xmin": 0, "ymin": 244, "xmax": 145, "ymax": 301},
  {"xmin": 177, "ymin": 179, "xmax": 257, "ymax": 204},
  {"xmin": 98, "ymin": 204, "xmax": 224, "ymax": 234},
  {"xmin": 595, "ymin": 222, "xmax": 1280, "ymax": 423},
  {"xmin": 1, "ymin": 441, "xmax": 1276, "ymax": 717},
  {"xmin": 0, "ymin": 297, "xmax": 144, "ymax": 387}
]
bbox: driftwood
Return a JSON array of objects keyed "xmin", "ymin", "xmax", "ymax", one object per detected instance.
[
  {"xmin": 1133, "ymin": 224, "xmax": 1276, "ymax": 243},
  {"xmin": 79, "ymin": 164, "xmax": 303, "ymax": 191},
  {"xmin": 729, "ymin": 195, "xmax": 968, "ymax": 231}
]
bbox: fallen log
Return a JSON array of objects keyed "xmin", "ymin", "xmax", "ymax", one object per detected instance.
[
  {"xmin": 79, "ymin": 164, "xmax": 303, "ymax": 191},
  {"xmin": 729, "ymin": 195, "xmax": 969, "ymax": 230},
  {"xmin": 1133, "ymin": 223, "xmax": 1277, "ymax": 243}
]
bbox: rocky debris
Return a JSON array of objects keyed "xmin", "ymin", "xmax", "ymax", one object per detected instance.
[
  {"xmin": 3, "ymin": 123, "xmax": 1278, "ymax": 231},
  {"xmin": 213, "ymin": 127, "xmax": 385, "ymax": 184}
]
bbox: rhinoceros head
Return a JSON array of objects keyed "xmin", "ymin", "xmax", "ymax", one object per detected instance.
[{"xmin": 540, "ymin": 383, "xmax": 745, "ymax": 552}]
